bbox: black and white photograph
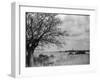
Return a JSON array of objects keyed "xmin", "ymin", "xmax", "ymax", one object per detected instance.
[{"xmin": 25, "ymin": 12, "xmax": 90, "ymax": 67}]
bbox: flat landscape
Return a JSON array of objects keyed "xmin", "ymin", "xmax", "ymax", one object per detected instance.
[
  {"xmin": 34, "ymin": 51, "xmax": 90, "ymax": 66},
  {"xmin": 53, "ymin": 54, "xmax": 89, "ymax": 66}
]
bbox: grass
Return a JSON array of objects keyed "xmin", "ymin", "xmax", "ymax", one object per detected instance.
[
  {"xmin": 54, "ymin": 54, "xmax": 90, "ymax": 66},
  {"xmin": 33, "ymin": 51, "xmax": 90, "ymax": 66}
]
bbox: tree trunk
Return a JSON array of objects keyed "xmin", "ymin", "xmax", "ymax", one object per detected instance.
[
  {"xmin": 27, "ymin": 50, "xmax": 35, "ymax": 67},
  {"xmin": 26, "ymin": 41, "xmax": 39, "ymax": 67}
]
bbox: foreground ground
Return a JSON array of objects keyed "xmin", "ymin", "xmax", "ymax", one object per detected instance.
[
  {"xmin": 53, "ymin": 54, "xmax": 89, "ymax": 66},
  {"xmin": 33, "ymin": 52, "xmax": 90, "ymax": 67}
]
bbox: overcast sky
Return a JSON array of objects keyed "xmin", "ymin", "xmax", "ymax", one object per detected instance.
[{"xmin": 42, "ymin": 14, "xmax": 90, "ymax": 51}]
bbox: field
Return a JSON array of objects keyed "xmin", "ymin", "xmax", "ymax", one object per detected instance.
[
  {"xmin": 53, "ymin": 54, "xmax": 89, "ymax": 66},
  {"xmin": 33, "ymin": 51, "xmax": 90, "ymax": 66}
]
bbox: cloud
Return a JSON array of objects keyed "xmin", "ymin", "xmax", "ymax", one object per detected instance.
[
  {"xmin": 58, "ymin": 14, "xmax": 89, "ymax": 36},
  {"xmin": 57, "ymin": 14, "xmax": 90, "ymax": 50}
]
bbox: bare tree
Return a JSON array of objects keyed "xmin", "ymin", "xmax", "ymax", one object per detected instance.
[{"xmin": 26, "ymin": 12, "xmax": 66, "ymax": 67}]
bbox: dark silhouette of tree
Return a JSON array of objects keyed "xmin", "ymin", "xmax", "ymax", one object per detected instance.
[{"xmin": 26, "ymin": 12, "xmax": 66, "ymax": 67}]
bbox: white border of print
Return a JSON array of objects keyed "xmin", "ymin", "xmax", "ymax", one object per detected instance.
[{"xmin": 11, "ymin": 2, "xmax": 96, "ymax": 78}]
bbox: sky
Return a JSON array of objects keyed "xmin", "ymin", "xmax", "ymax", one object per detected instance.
[
  {"xmin": 37, "ymin": 14, "xmax": 90, "ymax": 51},
  {"xmin": 57, "ymin": 14, "xmax": 90, "ymax": 50}
]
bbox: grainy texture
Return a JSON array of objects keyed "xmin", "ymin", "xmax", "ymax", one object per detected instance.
[{"xmin": 25, "ymin": 12, "xmax": 90, "ymax": 67}]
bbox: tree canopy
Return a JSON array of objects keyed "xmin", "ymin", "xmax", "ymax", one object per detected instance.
[{"xmin": 26, "ymin": 12, "xmax": 66, "ymax": 52}]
